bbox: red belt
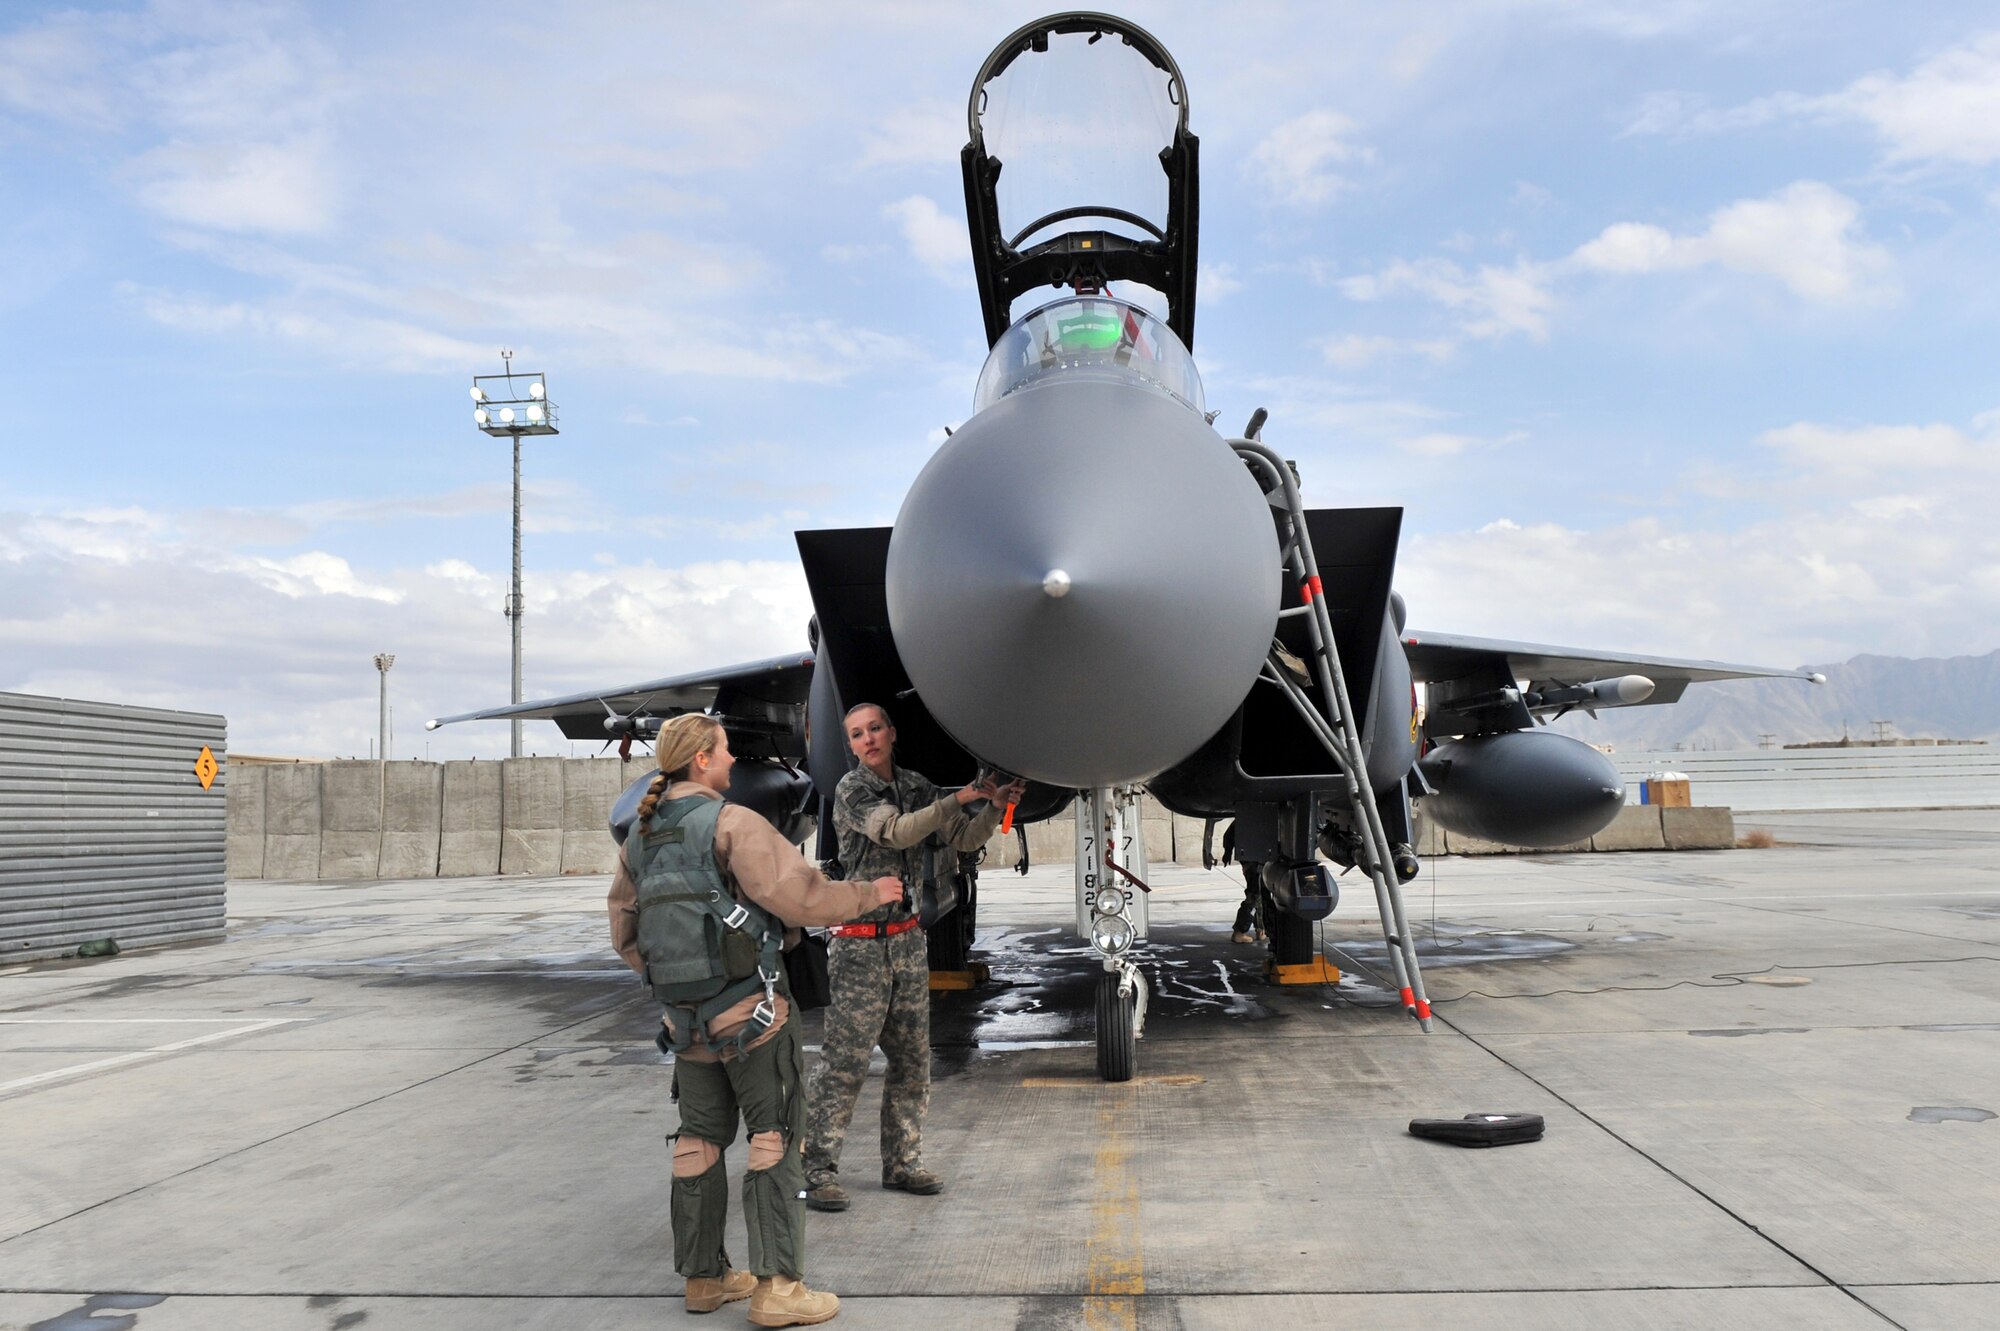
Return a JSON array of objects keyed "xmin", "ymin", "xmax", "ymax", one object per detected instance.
[{"xmin": 830, "ymin": 917, "xmax": 920, "ymax": 939}]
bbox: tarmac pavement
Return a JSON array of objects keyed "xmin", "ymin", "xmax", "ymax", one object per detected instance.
[{"xmin": 3, "ymin": 810, "xmax": 1998, "ymax": 1329}]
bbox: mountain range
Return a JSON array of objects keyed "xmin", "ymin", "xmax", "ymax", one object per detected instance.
[{"xmin": 1543, "ymin": 650, "xmax": 2000, "ymax": 753}]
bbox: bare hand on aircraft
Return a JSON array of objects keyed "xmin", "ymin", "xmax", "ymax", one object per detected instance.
[{"xmin": 872, "ymin": 876, "xmax": 905, "ymax": 906}]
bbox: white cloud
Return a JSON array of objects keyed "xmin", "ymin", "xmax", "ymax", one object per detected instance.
[
  {"xmin": 1398, "ymin": 433, "xmax": 1480, "ymax": 457},
  {"xmin": 859, "ymin": 99, "xmax": 962, "ymax": 168},
  {"xmin": 1347, "ymin": 182, "xmax": 1892, "ymax": 344},
  {"xmin": 1316, "ymin": 333, "xmax": 1455, "ymax": 368},
  {"xmin": 1758, "ymin": 412, "xmax": 2000, "ymax": 475},
  {"xmin": 1199, "ymin": 262, "xmax": 1244, "ymax": 305},
  {"xmin": 1403, "ymin": 406, "xmax": 2000, "ymax": 663},
  {"xmin": 1339, "ymin": 257, "xmax": 1555, "ymax": 340},
  {"xmin": 1569, "ymin": 181, "xmax": 1894, "ymax": 303},
  {"xmin": 1235, "ymin": 374, "xmax": 1453, "ymax": 442},
  {"xmin": 0, "ymin": 502, "xmax": 814, "ymax": 760},
  {"xmin": 0, "ymin": 10, "xmax": 125, "ymax": 128},
  {"xmin": 1832, "ymin": 33, "xmax": 2000, "ymax": 166},
  {"xmin": 883, "ymin": 194, "xmax": 972, "ymax": 287},
  {"xmin": 1249, "ymin": 109, "xmax": 1372, "ymax": 207},
  {"xmin": 1626, "ymin": 33, "xmax": 2000, "ymax": 168}
]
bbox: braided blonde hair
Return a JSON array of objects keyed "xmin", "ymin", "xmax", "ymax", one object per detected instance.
[{"xmin": 636, "ymin": 713, "xmax": 724, "ymax": 827}]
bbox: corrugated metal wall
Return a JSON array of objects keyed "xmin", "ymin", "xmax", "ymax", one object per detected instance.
[{"xmin": 1, "ymin": 691, "xmax": 227, "ymax": 961}]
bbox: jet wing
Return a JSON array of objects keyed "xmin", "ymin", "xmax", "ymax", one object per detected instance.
[
  {"xmin": 1402, "ymin": 630, "xmax": 1820, "ymax": 708},
  {"xmin": 426, "ymin": 652, "xmax": 815, "ymax": 750}
]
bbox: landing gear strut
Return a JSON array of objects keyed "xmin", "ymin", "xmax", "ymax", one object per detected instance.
[{"xmin": 1078, "ymin": 786, "xmax": 1151, "ymax": 1082}]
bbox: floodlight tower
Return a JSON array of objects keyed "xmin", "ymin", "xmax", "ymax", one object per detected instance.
[
  {"xmin": 470, "ymin": 349, "xmax": 559, "ymax": 757},
  {"xmin": 373, "ymin": 653, "xmax": 396, "ymax": 761}
]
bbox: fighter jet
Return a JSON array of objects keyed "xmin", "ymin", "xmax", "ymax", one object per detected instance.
[{"xmin": 430, "ymin": 11, "xmax": 1819, "ymax": 1080}]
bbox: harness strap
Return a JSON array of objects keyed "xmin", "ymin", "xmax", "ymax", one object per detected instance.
[
  {"xmin": 633, "ymin": 889, "xmax": 715, "ymax": 911},
  {"xmin": 665, "ymin": 960, "xmax": 784, "ymax": 1058}
]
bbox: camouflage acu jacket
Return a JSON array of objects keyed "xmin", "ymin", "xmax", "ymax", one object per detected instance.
[{"xmin": 831, "ymin": 763, "xmax": 1001, "ymax": 926}]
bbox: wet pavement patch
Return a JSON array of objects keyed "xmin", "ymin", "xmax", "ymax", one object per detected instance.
[
  {"xmin": 1908, "ymin": 1105, "xmax": 1996, "ymax": 1124},
  {"xmin": 27, "ymin": 1294, "xmax": 166, "ymax": 1331},
  {"xmin": 1346, "ymin": 920, "xmax": 1577, "ymax": 970},
  {"xmin": 1689, "ymin": 1027, "xmax": 1811, "ymax": 1037},
  {"xmin": 930, "ymin": 924, "xmax": 1288, "ymax": 1054},
  {"xmin": 1942, "ymin": 903, "xmax": 2000, "ymax": 919},
  {"xmin": 1020, "ymin": 1073, "xmax": 1204, "ymax": 1088}
]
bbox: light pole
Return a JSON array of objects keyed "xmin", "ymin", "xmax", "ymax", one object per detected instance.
[
  {"xmin": 373, "ymin": 653, "xmax": 395, "ymax": 762},
  {"xmin": 470, "ymin": 350, "xmax": 559, "ymax": 757}
]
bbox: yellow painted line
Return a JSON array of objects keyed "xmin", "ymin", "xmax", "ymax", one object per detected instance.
[
  {"xmin": 1084, "ymin": 1091, "xmax": 1142, "ymax": 1331},
  {"xmin": 1020, "ymin": 1074, "xmax": 1203, "ymax": 1088}
]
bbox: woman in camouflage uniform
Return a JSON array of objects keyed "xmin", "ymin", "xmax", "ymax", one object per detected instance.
[{"xmin": 802, "ymin": 703, "xmax": 1020, "ymax": 1212}]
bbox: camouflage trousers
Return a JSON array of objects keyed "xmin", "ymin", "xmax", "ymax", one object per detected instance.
[{"xmin": 803, "ymin": 927, "xmax": 931, "ymax": 1186}]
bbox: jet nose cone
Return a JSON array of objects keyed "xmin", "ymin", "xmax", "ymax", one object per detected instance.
[{"xmin": 886, "ymin": 378, "xmax": 1280, "ymax": 788}]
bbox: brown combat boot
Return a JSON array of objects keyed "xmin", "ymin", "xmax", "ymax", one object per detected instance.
[
  {"xmin": 803, "ymin": 1181, "xmax": 849, "ymax": 1212},
  {"xmin": 683, "ymin": 1267, "xmax": 755, "ymax": 1313},
  {"xmin": 747, "ymin": 1276, "xmax": 840, "ymax": 1326},
  {"xmin": 882, "ymin": 1166, "xmax": 943, "ymax": 1195}
]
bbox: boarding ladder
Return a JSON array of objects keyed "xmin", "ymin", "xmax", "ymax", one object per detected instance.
[{"xmin": 1233, "ymin": 418, "xmax": 1434, "ymax": 1031}]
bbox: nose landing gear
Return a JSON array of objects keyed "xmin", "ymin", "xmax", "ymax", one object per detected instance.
[{"xmin": 1079, "ymin": 786, "xmax": 1151, "ymax": 1082}]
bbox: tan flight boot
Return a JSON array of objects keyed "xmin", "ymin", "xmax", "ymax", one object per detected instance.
[
  {"xmin": 747, "ymin": 1276, "xmax": 840, "ymax": 1327},
  {"xmin": 683, "ymin": 1267, "xmax": 755, "ymax": 1313}
]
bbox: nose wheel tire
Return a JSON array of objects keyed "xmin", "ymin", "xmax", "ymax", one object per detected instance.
[{"xmin": 1095, "ymin": 972, "xmax": 1136, "ymax": 1082}]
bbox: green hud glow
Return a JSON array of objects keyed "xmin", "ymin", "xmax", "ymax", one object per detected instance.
[{"xmin": 1056, "ymin": 312, "xmax": 1122, "ymax": 350}]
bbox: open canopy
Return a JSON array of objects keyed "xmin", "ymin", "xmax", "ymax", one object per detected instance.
[{"xmin": 962, "ymin": 12, "xmax": 1200, "ymax": 351}]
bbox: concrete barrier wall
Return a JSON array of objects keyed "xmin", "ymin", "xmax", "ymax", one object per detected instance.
[
  {"xmin": 438, "ymin": 761, "xmax": 502, "ymax": 877},
  {"xmin": 500, "ymin": 757, "xmax": 566, "ymax": 876},
  {"xmin": 561, "ymin": 759, "xmax": 624, "ymax": 874},
  {"xmin": 225, "ymin": 763, "xmax": 266, "ymax": 880},
  {"xmin": 318, "ymin": 760, "xmax": 383, "ymax": 879},
  {"xmin": 381, "ymin": 762, "xmax": 444, "ymax": 878},
  {"xmin": 231, "ymin": 760, "xmax": 1742, "ymax": 882},
  {"xmin": 261, "ymin": 763, "xmax": 321, "ymax": 879}
]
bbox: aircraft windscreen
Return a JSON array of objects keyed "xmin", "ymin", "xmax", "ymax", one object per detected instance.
[
  {"xmin": 976, "ymin": 27, "xmax": 1180, "ymax": 252},
  {"xmin": 972, "ymin": 296, "xmax": 1205, "ymax": 415}
]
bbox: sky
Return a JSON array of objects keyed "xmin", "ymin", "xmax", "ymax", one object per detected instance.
[{"xmin": 3, "ymin": 0, "xmax": 1998, "ymax": 760}]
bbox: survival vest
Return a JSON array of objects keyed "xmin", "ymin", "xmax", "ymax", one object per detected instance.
[{"xmin": 630, "ymin": 795, "xmax": 784, "ymax": 1056}]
